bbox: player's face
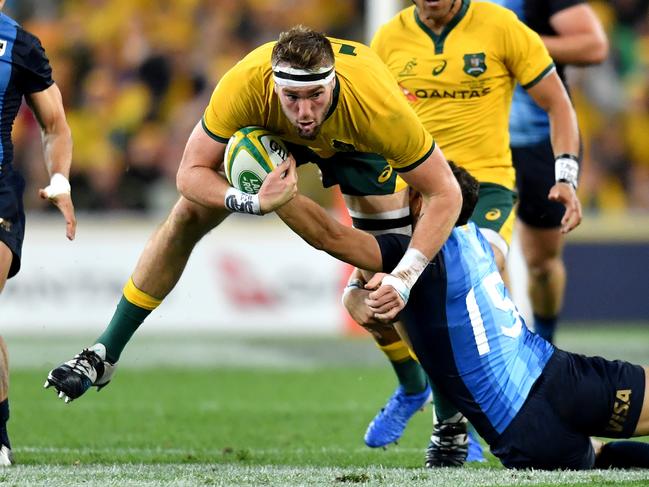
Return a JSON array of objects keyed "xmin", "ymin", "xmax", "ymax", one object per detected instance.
[
  {"xmin": 413, "ymin": 0, "xmax": 458, "ymax": 23},
  {"xmin": 276, "ymin": 81, "xmax": 334, "ymax": 140}
]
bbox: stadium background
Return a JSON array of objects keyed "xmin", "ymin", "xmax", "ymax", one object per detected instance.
[
  {"xmin": 1, "ymin": 1, "xmax": 648, "ymax": 484},
  {"xmin": 2, "ymin": 0, "xmax": 648, "ymax": 331}
]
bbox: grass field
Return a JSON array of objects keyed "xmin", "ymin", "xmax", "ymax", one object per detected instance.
[{"xmin": 2, "ymin": 325, "xmax": 648, "ymax": 486}]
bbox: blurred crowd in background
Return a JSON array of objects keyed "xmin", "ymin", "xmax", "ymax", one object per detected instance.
[{"xmin": 5, "ymin": 0, "xmax": 649, "ymax": 215}]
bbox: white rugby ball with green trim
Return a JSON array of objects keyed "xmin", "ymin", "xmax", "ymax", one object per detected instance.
[{"xmin": 224, "ymin": 126, "xmax": 288, "ymax": 194}]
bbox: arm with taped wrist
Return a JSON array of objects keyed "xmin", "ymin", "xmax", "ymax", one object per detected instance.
[
  {"xmin": 42, "ymin": 173, "xmax": 71, "ymax": 198},
  {"xmin": 554, "ymin": 153, "xmax": 579, "ymax": 189},
  {"xmin": 224, "ymin": 187, "xmax": 261, "ymax": 215},
  {"xmin": 382, "ymin": 247, "xmax": 429, "ymax": 304}
]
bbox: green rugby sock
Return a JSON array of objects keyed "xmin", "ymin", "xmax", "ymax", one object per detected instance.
[
  {"xmin": 432, "ymin": 382, "xmax": 460, "ymax": 422},
  {"xmin": 379, "ymin": 341, "xmax": 428, "ymax": 395},
  {"xmin": 390, "ymin": 358, "xmax": 429, "ymax": 395},
  {"xmin": 96, "ymin": 296, "xmax": 152, "ymax": 363}
]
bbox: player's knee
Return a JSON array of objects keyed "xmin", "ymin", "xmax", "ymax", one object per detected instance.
[
  {"xmin": 527, "ymin": 255, "xmax": 563, "ymax": 280},
  {"xmin": 490, "ymin": 244, "xmax": 506, "ymax": 273},
  {"xmin": 166, "ymin": 202, "xmax": 221, "ymax": 241},
  {"xmin": 363, "ymin": 323, "xmax": 401, "ymax": 345}
]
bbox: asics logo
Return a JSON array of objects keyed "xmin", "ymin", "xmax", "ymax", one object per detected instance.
[
  {"xmin": 485, "ymin": 209, "xmax": 501, "ymax": 221},
  {"xmin": 378, "ymin": 165, "xmax": 393, "ymax": 183},
  {"xmin": 432, "ymin": 60, "xmax": 447, "ymax": 76}
]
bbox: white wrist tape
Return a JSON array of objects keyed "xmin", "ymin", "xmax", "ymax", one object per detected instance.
[
  {"xmin": 391, "ymin": 248, "xmax": 429, "ymax": 290},
  {"xmin": 341, "ymin": 278, "xmax": 363, "ymax": 305},
  {"xmin": 380, "ymin": 274, "xmax": 410, "ymax": 305},
  {"xmin": 381, "ymin": 248, "xmax": 430, "ymax": 305},
  {"xmin": 42, "ymin": 173, "xmax": 71, "ymax": 198},
  {"xmin": 224, "ymin": 187, "xmax": 261, "ymax": 215},
  {"xmin": 555, "ymin": 155, "xmax": 579, "ymax": 189}
]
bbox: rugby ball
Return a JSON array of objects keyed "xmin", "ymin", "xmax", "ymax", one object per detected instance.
[{"xmin": 223, "ymin": 126, "xmax": 288, "ymax": 194}]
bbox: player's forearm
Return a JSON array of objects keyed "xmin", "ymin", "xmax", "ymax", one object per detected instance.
[
  {"xmin": 41, "ymin": 122, "xmax": 72, "ymax": 177},
  {"xmin": 381, "ymin": 188, "xmax": 460, "ymax": 304},
  {"xmin": 176, "ymin": 166, "xmax": 230, "ymax": 209},
  {"xmin": 528, "ymin": 73, "xmax": 580, "ymax": 157},
  {"xmin": 387, "ymin": 152, "xmax": 461, "ymax": 297},
  {"xmin": 408, "ymin": 189, "xmax": 460, "ymax": 260},
  {"xmin": 277, "ymin": 194, "xmax": 382, "ymax": 272},
  {"xmin": 547, "ymin": 100, "xmax": 580, "ymax": 158},
  {"xmin": 27, "ymin": 84, "xmax": 72, "ymax": 177},
  {"xmin": 541, "ymin": 34, "xmax": 608, "ymax": 65}
]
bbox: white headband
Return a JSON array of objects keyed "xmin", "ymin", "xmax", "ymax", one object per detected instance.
[{"xmin": 272, "ymin": 65, "xmax": 335, "ymax": 87}]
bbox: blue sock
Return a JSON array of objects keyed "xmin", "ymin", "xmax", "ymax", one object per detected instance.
[
  {"xmin": 0, "ymin": 399, "xmax": 9, "ymax": 449},
  {"xmin": 595, "ymin": 441, "xmax": 649, "ymax": 469},
  {"xmin": 534, "ymin": 314, "xmax": 557, "ymax": 343}
]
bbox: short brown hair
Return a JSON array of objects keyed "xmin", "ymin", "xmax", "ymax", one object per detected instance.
[
  {"xmin": 271, "ymin": 25, "xmax": 335, "ymax": 70},
  {"xmin": 448, "ymin": 161, "xmax": 479, "ymax": 226},
  {"xmin": 409, "ymin": 161, "xmax": 480, "ymax": 227}
]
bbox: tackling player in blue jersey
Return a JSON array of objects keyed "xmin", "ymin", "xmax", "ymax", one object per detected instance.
[
  {"xmin": 276, "ymin": 160, "xmax": 649, "ymax": 470},
  {"xmin": 0, "ymin": 2, "xmax": 76, "ymax": 467}
]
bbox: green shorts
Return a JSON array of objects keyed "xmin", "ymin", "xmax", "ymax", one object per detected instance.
[{"xmin": 470, "ymin": 183, "xmax": 517, "ymax": 256}]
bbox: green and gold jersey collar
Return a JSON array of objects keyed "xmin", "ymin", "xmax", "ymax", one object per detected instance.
[
  {"xmin": 414, "ymin": 0, "xmax": 471, "ymax": 55},
  {"xmin": 324, "ymin": 75, "xmax": 341, "ymax": 122}
]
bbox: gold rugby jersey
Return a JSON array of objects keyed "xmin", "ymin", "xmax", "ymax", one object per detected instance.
[
  {"xmin": 202, "ymin": 38, "xmax": 435, "ymax": 173},
  {"xmin": 371, "ymin": 0, "xmax": 554, "ymax": 189}
]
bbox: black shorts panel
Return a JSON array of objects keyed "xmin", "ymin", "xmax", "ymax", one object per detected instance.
[
  {"xmin": 560, "ymin": 353, "xmax": 646, "ymax": 439},
  {"xmin": 491, "ymin": 350, "xmax": 596, "ymax": 470},
  {"xmin": 512, "ymin": 138, "xmax": 567, "ymax": 229},
  {"xmin": 0, "ymin": 167, "xmax": 26, "ymax": 278},
  {"xmin": 492, "ymin": 349, "xmax": 646, "ymax": 470}
]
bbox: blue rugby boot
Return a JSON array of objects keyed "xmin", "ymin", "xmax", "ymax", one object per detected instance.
[
  {"xmin": 467, "ymin": 428, "xmax": 485, "ymax": 462},
  {"xmin": 45, "ymin": 344, "xmax": 117, "ymax": 403},
  {"xmin": 364, "ymin": 384, "xmax": 432, "ymax": 448}
]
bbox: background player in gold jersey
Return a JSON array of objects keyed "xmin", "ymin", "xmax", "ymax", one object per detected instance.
[
  {"xmin": 45, "ymin": 26, "xmax": 462, "ymax": 413},
  {"xmin": 347, "ymin": 0, "xmax": 583, "ymax": 467}
]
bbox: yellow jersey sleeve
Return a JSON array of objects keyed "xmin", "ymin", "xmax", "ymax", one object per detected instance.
[{"xmin": 500, "ymin": 9, "xmax": 554, "ymax": 89}]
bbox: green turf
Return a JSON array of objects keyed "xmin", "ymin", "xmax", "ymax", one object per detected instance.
[{"xmin": 1, "ymin": 325, "xmax": 648, "ymax": 485}]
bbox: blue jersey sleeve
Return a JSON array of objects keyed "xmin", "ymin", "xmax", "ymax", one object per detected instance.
[{"xmin": 374, "ymin": 233, "xmax": 410, "ymax": 272}]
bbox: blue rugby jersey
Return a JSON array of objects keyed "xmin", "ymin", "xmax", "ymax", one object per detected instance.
[
  {"xmin": 376, "ymin": 223, "xmax": 554, "ymax": 444},
  {"xmin": 488, "ymin": 0, "xmax": 583, "ymax": 147},
  {"xmin": 0, "ymin": 13, "xmax": 53, "ymax": 174}
]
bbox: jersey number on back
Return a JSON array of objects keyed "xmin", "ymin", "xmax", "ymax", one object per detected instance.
[{"xmin": 466, "ymin": 271, "xmax": 523, "ymax": 356}]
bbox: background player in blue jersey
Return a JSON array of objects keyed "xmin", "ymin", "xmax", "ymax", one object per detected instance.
[
  {"xmin": 0, "ymin": 1, "xmax": 76, "ymax": 466},
  {"xmin": 489, "ymin": 0, "xmax": 609, "ymax": 343},
  {"xmin": 276, "ymin": 162, "xmax": 649, "ymax": 470}
]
